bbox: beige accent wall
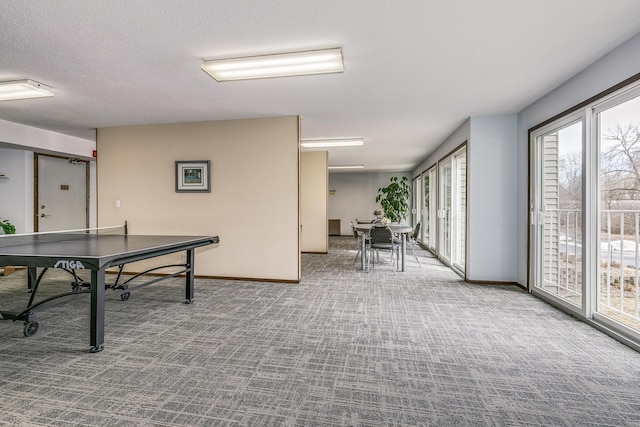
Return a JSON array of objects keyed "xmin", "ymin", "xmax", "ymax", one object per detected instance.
[
  {"xmin": 300, "ymin": 151, "xmax": 328, "ymax": 253},
  {"xmin": 97, "ymin": 117, "xmax": 300, "ymax": 281}
]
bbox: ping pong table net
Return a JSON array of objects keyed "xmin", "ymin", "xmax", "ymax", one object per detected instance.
[{"xmin": 0, "ymin": 223, "xmax": 128, "ymax": 248}]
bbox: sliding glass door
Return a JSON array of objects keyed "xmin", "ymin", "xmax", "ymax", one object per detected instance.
[
  {"xmin": 453, "ymin": 150, "xmax": 466, "ymax": 269},
  {"xmin": 530, "ymin": 79, "xmax": 640, "ymax": 343},
  {"xmin": 530, "ymin": 116, "xmax": 584, "ymax": 309},
  {"xmin": 412, "ymin": 176, "xmax": 422, "ymax": 229},
  {"xmin": 438, "ymin": 146, "xmax": 466, "ymax": 274},
  {"xmin": 595, "ymin": 89, "xmax": 640, "ymax": 334},
  {"xmin": 416, "ymin": 147, "xmax": 466, "ymax": 274},
  {"xmin": 422, "ymin": 167, "xmax": 437, "ymax": 251},
  {"xmin": 439, "ymin": 156, "xmax": 452, "ymax": 265}
]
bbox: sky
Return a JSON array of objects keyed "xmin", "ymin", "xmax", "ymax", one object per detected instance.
[{"xmin": 557, "ymin": 93, "xmax": 640, "ymax": 154}]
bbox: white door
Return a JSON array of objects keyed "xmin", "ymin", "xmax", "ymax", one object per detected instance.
[{"xmin": 36, "ymin": 154, "xmax": 88, "ymax": 232}]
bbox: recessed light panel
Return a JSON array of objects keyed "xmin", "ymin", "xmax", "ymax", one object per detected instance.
[
  {"xmin": 202, "ymin": 48, "xmax": 344, "ymax": 81},
  {"xmin": 301, "ymin": 138, "xmax": 364, "ymax": 148},
  {"xmin": 0, "ymin": 79, "xmax": 53, "ymax": 101},
  {"xmin": 328, "ymin": 165, "xmax": 365, "ymax": 170}
]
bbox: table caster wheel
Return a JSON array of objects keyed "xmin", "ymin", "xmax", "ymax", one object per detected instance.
[
  {"xmin": 23, "ymin": 321, "xmax": 39, "ymax": 337},
  {"xmin": 121, "ymin": 292, "xmax": 130, "ymax": 301},
  {"xmin": 89, "ymin": 344, "xmax": 104, "ymax": 353},
  {"xmin": 185, "ymin": 299, "xmax": 193, "ymax": 304}
]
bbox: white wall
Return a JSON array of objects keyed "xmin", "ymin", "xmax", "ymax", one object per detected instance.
[
  {"xmin": 414, "ymin": 119, "xmax": 470, "ymax": 173},
  {"xmin": 411, "ymin": 115, "xmax": 518, "ymax": 283},
  {"xmin": 97, "ymin": 117, "xmax": 300, "ymax": 281},
  {"xmin": 468, "ymin": 115, "xmax": 517, "ymax": 281},
  {"xmin": 300, "ymin": 151, "xmax": 328, "ymax": 253},
  {"xmin": 0, "ymin": 148, "xmax": 32, "ymax": 233},
  {"xmin": 328, "ymin": 171, "xmax": 413, "ymax": 235},
  {"xmin": 0, "ymin": 118, "xmax": 95, "ymax": 159},
  {"xmin": 516, "ymin": 32, "xmax": 640, "ymax": 285},
  {"xmin": 0, "ymin": 120, "xmax": 97, "ymax": 233}
]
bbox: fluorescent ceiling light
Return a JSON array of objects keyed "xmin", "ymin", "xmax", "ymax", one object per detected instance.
[
  {"xmin": 328, "ymin": 165, "xmax": 365, "ymax": 170},
  {"xmin": 301, "ymin": 138, "xmax": 364, "ymax": 148},
  {"xmin": 201, "ymin": 48, "xmax": 344, "ymax": 81},
  {"xmin": 0, "ymin": 79, "xmax": 53, "ymax": 101}
]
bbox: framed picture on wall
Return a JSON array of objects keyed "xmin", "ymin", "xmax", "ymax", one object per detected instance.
[{"xmin": 175, "ymin": 160, "xmax": 211, "ymax": 193}]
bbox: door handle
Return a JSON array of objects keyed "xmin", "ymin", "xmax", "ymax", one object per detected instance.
[{"xmin": 40, "ymin": 213, "xmax": 52, "ymax": 218}]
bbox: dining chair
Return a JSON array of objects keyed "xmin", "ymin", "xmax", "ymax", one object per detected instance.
[
  {"xmin": 368, "ymin": 224, "xmax": 398, "ymax": 269},
  {"xmin": 407, "ymin": 222, "xmax": 421, "ymax": 267},
  {"xmin": 351, "ymin": 221, "xmax": 370, "ymax": 265}
]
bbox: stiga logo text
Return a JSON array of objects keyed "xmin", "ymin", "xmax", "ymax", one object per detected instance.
[{"xmin": 54, "ymin": 260, "xmax": 86, "ymax": 269}]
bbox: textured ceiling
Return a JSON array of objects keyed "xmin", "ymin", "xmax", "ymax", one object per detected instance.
[{"xmin": 1, "ymin": 0, "xmax": 640, "ymax": 171}]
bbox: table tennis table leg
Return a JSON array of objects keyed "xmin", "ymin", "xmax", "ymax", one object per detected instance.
[
  {"xmin": 89, "ymin": 269, "xmax": 106, "ymax": 353},
  {"xmin": 185, "ymin": 248, "xmax": 194, "ymax": 304},
  {"xmin": 27, "ymin": 267, "xmax": 36, "ymax": 291}
]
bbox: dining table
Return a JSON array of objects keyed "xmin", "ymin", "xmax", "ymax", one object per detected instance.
[{"xmin": 353, "ymin": 223, "xmax": 413, "ymax": 271}]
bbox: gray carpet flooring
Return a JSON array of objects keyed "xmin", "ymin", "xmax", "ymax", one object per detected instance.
[{"xmin": 0, "ymin": 236, "xmax": 639, "ymax": 426}]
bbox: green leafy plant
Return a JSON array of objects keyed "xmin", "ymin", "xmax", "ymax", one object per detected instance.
[
  {"xmin": 375, "ymin": 176, "xmax": 410, "ymax": 223},
  {"xmin": 0, "ymin": 219, "xmax": 16, "ymax": 234}
]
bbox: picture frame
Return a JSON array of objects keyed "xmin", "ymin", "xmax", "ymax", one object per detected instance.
[{"xmin": 175, "ymin": 160, "xmax": 211, "ymax": 193}]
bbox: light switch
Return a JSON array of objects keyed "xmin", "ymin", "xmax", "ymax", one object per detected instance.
[{"xmin": 115, "ymin": 200, "xmax": 121, "ymax": 208}]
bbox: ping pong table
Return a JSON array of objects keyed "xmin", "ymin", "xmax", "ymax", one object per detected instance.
[{"xmin": 0, "ymin": 226, "xmax": 219, "ymax": 352}]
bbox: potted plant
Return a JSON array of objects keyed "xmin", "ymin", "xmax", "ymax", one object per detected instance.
[
  {"xmin": 0, "ymin": 218, "xmax": 16, "ymax": 235},
  {"xmin": 375, "ymin": 176, "xmax": 410, "ymax": 223}
]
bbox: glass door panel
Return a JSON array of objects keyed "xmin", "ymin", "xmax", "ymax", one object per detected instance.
[
  {"xmin": 597, "ymin": 93, "xmax": 640, "ymax": 331},
  {"xmin": 453, "ymin": 150, "xmax": 467, "ymax": 269},
  {"xmin": 422, "ymin": 172, "xmax": 429, "ymax": 246},
  {"xmin": 437, "ymin": 147, "xmax": 466, "ymax": 274},
  {"xmin": 428, "ymin": 168, "xmax": 437, "ymax": 252},
  {"xmin": 413, "ymin": 177, "xmax": 421, "ymax": 228},
  {"xmin": 422, "ymin": 167, "xmax": 437, "ymax": 251},
  {"xmin": 439, "ymin": 157, "xmax": 452, "ymax": 264},
  {"xmin": 532, "ymin": 120, "xmax": 583, "ymax": 308}
]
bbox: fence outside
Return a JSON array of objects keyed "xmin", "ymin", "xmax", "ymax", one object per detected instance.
[{"xmin": 542, "ymin": 208, "xmax": 640, "ymax": 332}]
